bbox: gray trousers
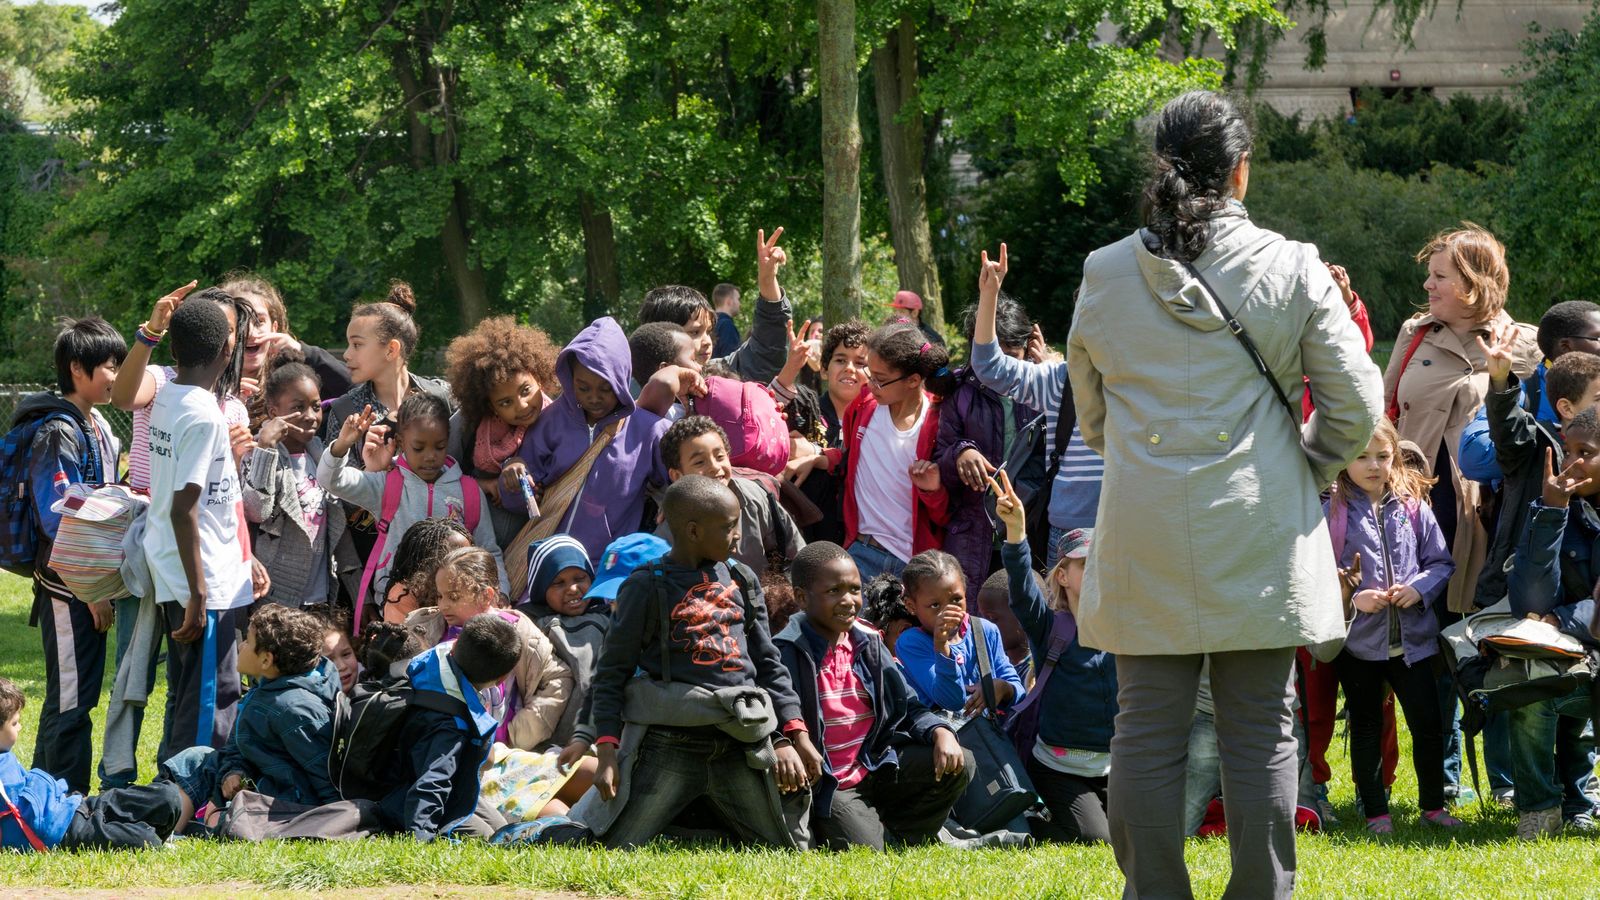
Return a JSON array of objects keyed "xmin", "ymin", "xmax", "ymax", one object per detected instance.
[{"xmin": 1109, "ymin": 648, "xmax": 1298, "ymax": 900}]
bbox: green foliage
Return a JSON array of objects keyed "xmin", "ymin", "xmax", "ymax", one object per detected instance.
[
  {"xmin": 1246, "ymin": 158, "xmax": 1497, "ymax": 337},
  {"xmin": 1254, "ymin": 90, "xmax": 1523, "ymax": 177},
  {"xmin": 1504, "ymin": 9, "xmax": 1600, "ymax": 310}
]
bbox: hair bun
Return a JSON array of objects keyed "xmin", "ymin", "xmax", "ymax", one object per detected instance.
[{"xmin": 386, "ymin": 280, "xmax": 417, "ymax": 316}]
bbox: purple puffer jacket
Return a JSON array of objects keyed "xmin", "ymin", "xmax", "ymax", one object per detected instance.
[
  {"xmin": 933, "ymin": 367, "xmax": 1038, "ymax": 594},
  {"xmin": 1326, "ymin": 489, "xmax": 1454, "ymax": 665}
]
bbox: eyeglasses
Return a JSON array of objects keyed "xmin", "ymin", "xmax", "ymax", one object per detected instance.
[
  {"xmin": 1571, "ymin": 334, "xmax": 1600, "ymax": 346},
  {"xmin": 866, "ymin": 371, "xmax": 910, "ymax": 389}
]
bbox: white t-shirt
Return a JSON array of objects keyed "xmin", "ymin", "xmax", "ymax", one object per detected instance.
[
  {"xmin": 144, "ymin": 382, "xmax": 253, "ymax": 610},
  {"xmin": 853, "ymin": 399, "xmax": 926, "ymax": 564}
]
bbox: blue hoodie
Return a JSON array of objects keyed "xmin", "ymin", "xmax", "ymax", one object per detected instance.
[
  {"xmin": 377, "ymin": 645, "xmax": 500, "ymax": 841},
  {"xmin": 507, "ymin": 318, "xmax": 670, "ymax": 563},
  {"xmin": 0, "ymin": 750, "xmax": 81, "ymax": 850}
]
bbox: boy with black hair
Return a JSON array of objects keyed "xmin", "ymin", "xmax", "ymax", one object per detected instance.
[
  {"xmin": 378, "ymin": 612, "xmax": 522, "ymax": 841},
  {"xmin": 774, "ymin": 541, "xmax": 970, "ymax": 850},
  {"xmin": 1503, "ymin": 407, "xmax": 1600, "ymax": 838},
  {"xmin": 143, "ymin": 294, "xmax": 255, "ymax": 762},
  {"xmin": 575, "ymin": 474, "xmax": 820, "ymax": 848},
  {"xmin": 161, "ymin": 604, "xmax": 342, "ymax": 811},
  {"xmin": 657, "ymin": 416, "xmax": 804, "ymax": 577},
  {"xmin": 636, "ymin": 227, "xmax": 792, "ymax": 382},
  {"xmin": 629, "ymin": 322, "xmax": 701, "ymax": 382},
  {"xmin": 15, "ymin": 317, "xmax": 126, "ymax": 794},
  {"xmin": 1, "ymin": 675, "xmax": 191, "ymax": 851}
]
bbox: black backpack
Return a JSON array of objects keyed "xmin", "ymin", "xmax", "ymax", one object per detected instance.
[{"xmin": 328, "ymin": 675, "xmax": 473, "ymax": 801}]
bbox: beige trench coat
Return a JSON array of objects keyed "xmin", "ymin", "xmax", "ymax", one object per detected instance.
[
  {"xmin": 1384, "ymin": 312, "xmax": 1540, "ymax": 613},
  {"xmin": 1065, "ymin": 208, "xmax": 1385, "ymax": 655}
]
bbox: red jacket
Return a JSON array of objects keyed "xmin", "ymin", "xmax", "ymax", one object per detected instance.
[
  {"xmin": 822, "ymin": 388, "xmax": 950, "ymax": 558},
  {"xmin": 1302, "ymin": 294, "xmax": 1375, "ymax": 421}
]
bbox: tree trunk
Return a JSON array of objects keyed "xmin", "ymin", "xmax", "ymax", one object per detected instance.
[
  {"xmin": 579, "ymin": 191, "xmax": 621, "ymax": 322},
  {"xmin": 440, "ymin": 179, "xmax": 489, "ymax": 324},
  {"xmin": 818, "ymin": 0, "xmax": 862, "ymax": 324},
  {"xmin": 872, "ymin": 16, "xmax": 942, "ymax": 332}
]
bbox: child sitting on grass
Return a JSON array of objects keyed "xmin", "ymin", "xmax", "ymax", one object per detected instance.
[
  {"xmin": 320, "ymin": 614, "xmax": 360, "ymax": 694},
  {"xmin": 377, "ymin": 613, "xmax": 523, "ymax": 841},
  {"xmin": 380, "ymin": 517, "xmax": 473, "ymax": 624},
  {"xmin": 1, "ymin": 676, "xmax": 191, "ymax": 851},
  {"xmin": 774, "ymin": 542, "xmax": 971, "ymax": 850},
  {"xmin": 574, "ymin": 475, "xmax": 820, "ymax": 848},
  {"xmin": 406, "ymin": 547, "xmax": 573, "ymax": 753},
  {"xmin": 161, "ymin": 604, "xmax": 343, "ymax": 811},
  {"xmin": 657, "ymin": 416, "xmax": 805, "ymax": 576}
]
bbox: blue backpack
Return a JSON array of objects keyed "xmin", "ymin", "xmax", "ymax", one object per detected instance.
[{"xmin": 0, "ymin": 408, "xmax": 97, "ymax": 577}]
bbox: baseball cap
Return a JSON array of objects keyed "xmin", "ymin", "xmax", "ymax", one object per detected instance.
[
  {"xmin": 585, "ymin": 532, "xmax": 672, "ymax": 601},
  {"xmin": 1056, "ymin": 528, "xmax": 1094, "ymax": 562},
  {"xmin": 890, "ymin": 290, "xmax": 923, "ymax": 311}
]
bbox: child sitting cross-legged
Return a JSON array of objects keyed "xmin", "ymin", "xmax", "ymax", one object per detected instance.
[
  {"xmin": 405, "ymin": 547, "xmax": 574, "ymax": 754},
  {"xmin": 656, "ymin": 416, "xmax": 805, "ymax": 577},
  {"xmin": 2, "ymin": 676, "xmax": 192, "ymax": 851},
  {"xmin": 378, "ymin": 613, "xmax": 524, "ymax": 841},
  {"xmin": 774, "ymin": 541, "xmax": 972, "ymax": 850},
  {"xmin": 571, "ymin": 474, "xmax": 822, "ymax": 848},
  {"xmin": 161, "ymin": 604, "xmax": 343, "ymax": 812}
]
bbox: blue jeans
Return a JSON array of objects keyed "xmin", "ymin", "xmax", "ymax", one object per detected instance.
[
  {"xmin": 1508, "ymin": 686, "xmax": 1598, "ymax": 816},
  {"xmin": 161, "ymin": 744, "xmax": 222, "ymax": 809},
  {"xmin": 1183, "ymin": 709, "xmax": 1220, "ymax": 835},
  {"xmin": 847, "ymin": 539, "xmax": 907, "ymax": 583},
  {"xmin": 600, "ymin": 726, "xmax": 803, "ymax": 849}
]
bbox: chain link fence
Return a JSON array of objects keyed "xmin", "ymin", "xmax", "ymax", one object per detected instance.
[{"xmin": 0, "ymin": 384, "xmax": 136, "ymax": 449}]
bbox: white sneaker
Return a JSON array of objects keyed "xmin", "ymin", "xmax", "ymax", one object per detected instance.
[{"xmin": 1516, "ymin": 807, "xmax": 1562, "ymax": 841}]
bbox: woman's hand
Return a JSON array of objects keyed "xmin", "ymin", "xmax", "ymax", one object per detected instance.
[
  {"xmin": 1326, "ymin": 263, "xmax": 1357, "ymax": 314},
  {"xmin": 956, "ymin": 447, "xmax": 995, "ymax": 492}
]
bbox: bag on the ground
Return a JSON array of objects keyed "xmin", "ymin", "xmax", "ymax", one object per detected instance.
[
  {"xmin": 216, "ymin": 789, "xmax": 384, "ymax": 841},
  {"xmin": 48, "ymin": 483, "xmax": 145, "ymax": 604},
  {"xmin": 328, "ymin": 676, "xmax": 473, "ymax": 801},
  {"xmin": 0, "ymin": 409, "xmax": 87, "ymax": 577},
  {"xmin": 951, "ymin": 614, "xmax": 1039, "ymax": 834},
  {"xmin": 489, "ymin": 815, "xmax": 591, "ymax": 846}
]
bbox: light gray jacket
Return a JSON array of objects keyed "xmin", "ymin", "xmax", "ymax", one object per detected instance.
[
  {"xmin": 241, "ymin": 439, "xmax": 360, "ymax": 607},
  {"xmin": 1065, "ymin": 205, "xmax": 1383, "ymax": 655}
]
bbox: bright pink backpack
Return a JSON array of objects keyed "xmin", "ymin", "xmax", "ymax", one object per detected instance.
[{"xmin": 693, "ymin": 376, "xmax": 790, "ymax": 475}]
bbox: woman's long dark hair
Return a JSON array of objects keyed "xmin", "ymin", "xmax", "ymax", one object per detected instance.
[{"xmin": 1139, "ymin": 91, "xmax": 1254, "ymax": 263}]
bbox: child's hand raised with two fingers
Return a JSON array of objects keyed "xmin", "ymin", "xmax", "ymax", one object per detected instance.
[
  {"xmin": 987, "ymin": 469, "xmax": 1026, "ymax": 543},
  {"xmin": 756, "ymin": 227, "xmax": 787, "ymax": 300},
  {"xmin": 1476, "ymin": 320, "xmax": 1521, "ymax": 388},
  {"xmin": 909, "ymin": 459, "xmax": 941, "ymax": 492},
  {"xmin": 1542, "ymin": 447, "xmax": 1593, "ymax": 509},
  {"xmin": 332, "ymin": 404, "xmax": 376, "ymax": 457}
]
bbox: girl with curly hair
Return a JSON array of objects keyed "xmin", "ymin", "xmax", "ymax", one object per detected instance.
[{"xmin": 444, "ymin": 316, "xmax": 560, "ymax": 547}]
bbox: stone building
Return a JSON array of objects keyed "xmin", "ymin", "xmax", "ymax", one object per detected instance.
[{"xmin": 1243, "ymin": 1, "xmax": 1591, "ymax": 119}]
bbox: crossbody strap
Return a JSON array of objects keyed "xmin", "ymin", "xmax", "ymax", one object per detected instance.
[
  {"xmin": 0, "ymin": 781, "xmax": 48, "ymax": 852},
  {"xmin": 1177, "ymin": 258, "xmax": 1299, "ymax": 427},
  {"xmin": 969, "ymin": 614, "xmax": 1000, "ymax": 717}
]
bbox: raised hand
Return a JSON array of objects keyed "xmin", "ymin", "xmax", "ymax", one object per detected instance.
[
  {"xmin": 987, "ymin": 469, "xmax": 1026, "ymax": 542},
  {"xmin": 978, "ymin": 243, "xmax": 1009, "ymax": 307},
  {"xmin": 757, "ymin": 227, "xmax": 787, "ymax": 300},
  {"xmin": 1542, "ymin": 447, "xmax": 1593, "ymax": 509},
  {"xmin": 256, "ymin": 412, "xmax": 314, "ymax": 450},
  {"xmin": 775, "ymin": 318, "xmax": 811, "ymax": 390},
  {"xmin": 361, "ymin": 422, "xmax": 395, "ymax": 472},
  {"xmin": 150, "ymin": 280, "xmax": 199, "ymax": 334},
  {"xmin": 1326, "ymin": 263, "xmax": 1356, "ymax": 313},
  {"xmin": 1476, "ymin": 320, "xmax": 1520, "ymax": 387},
  {"xmin": 1337, "ymin": 551, "xmax": 1363, "ymax": 614},
  {"xmin": 1026, "ymin": 324, "xmax": 1046, "ymax": 363},
  {"xmin": 332, "ymin": 405, "xmax": 376, "ymax": 457}
]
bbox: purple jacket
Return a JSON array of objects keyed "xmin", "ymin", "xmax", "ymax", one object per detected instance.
[
  {"xmin": 933, "ymin": 367, "xmax": 1037, "ymax": 592},
  {"xmin": 508, "ymin": 317, "xmax": 669, "ymax": 563},
  {"xmin": 1326, "ymin": 491, "xmax": 1454, "ymax": 664}
]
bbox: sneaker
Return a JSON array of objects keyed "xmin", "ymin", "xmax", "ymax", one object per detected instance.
[
  {"xmin": 1313, "ymin": 784, "xmax": 1341, "ymax": 829},
  {"xmin": 1565, "ymin": 810, "xmax": 1598, "ymax": 834},
  {"xmin": 1446, "ymin": 784, "xmax": 1479, "ymax": 807},
  {"xmin": 1366, "ymin": 814, "xmax": 1394, "ymax": 835},
  {"xmin": 1422, "ymin": 808, "xmax": 1465, "ymax": 828},
  {"xmin": 1516, "ymin": 808, "xmax": 1563, "ymax": 841},
  {"xmin": 1492, "ymin": 786, "xmax": 1516, "ymax": 809}
]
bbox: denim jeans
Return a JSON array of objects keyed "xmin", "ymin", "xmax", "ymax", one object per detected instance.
[
  {"xmin": 847, "ymin": 539, "xmax": 907, "ymax": 583},
  {"xmin": 1508, "ymin": 686, "xmax": 1597, "ymax": 817},
  {"xmin": 1438, "ymin": 669, "xmax": 1463, "ymax": 790},
  {"xmin": 1183, "ymin": 709, "xmax": 1221, "ymax": 835},
  {"xmin": 160, "ymin": 744, "xmax": 222, "ymax": 809},
  {"xmin": 600, "ymin": 726, "xmax": 803, "ymax": 849}
]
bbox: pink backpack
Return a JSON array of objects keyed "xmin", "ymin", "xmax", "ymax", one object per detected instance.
[
  {"xmin": 693, "ymin": 376, "xmax": 790, "ymax": 475},
  {"xmin": 353, "ymin": 459, "xmax": 481, "ymax": 628}
]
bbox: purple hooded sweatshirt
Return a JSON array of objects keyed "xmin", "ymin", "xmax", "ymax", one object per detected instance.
[
  {"xmin": 506, "ymin": 317, "xmax": 669, "ymax": 562},
  {"xmin": 1325, "ymin": 490, "xmax": 1455, "ymax": 665}
]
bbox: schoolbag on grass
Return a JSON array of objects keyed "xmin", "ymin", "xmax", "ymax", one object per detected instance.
[
  {"xmin": 691, "ymin": 376, "xmax": 789, "ymax": 475},
  {"xmin": 328, "ymin": 675, "xmax": 473, "ymax": 801},
  {"xmin": 352, "ymin": 461, "xmax": 481, "ymax": 627},
  {"xmin": 0, "ymin": 409, "xmax": 93, "ymax": 577}
]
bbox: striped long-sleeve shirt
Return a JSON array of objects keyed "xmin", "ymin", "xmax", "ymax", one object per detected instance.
[{"xmin": 971, "ymin": 341, "xmax": 1102, "ymax": 531}]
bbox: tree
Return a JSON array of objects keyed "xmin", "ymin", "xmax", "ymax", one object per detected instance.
[
  {"xmin": 870, "ymin": 15, "xmax": 942, "ymax": 331},
  {"xmin": 818, "ymin": 0, "xmax": 863, "ymax": 323}
]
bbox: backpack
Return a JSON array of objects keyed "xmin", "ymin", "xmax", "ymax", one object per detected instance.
[
  {"xmin": 327, "ymin": 674, "xmax": 474, "ymax": 801},
  {"xmin": 353, "ymin": 461, "xmax": 482, "ymax": 627},
  {"xmin": 0, "ymin": 409, "xmax": 98, "ymax": 577},
  {"xmin": 691, "ymin": 376, "xmax": 789, "ymax": 475},
  {"xmin": 1003, "ymin": 611, "xmax": 1076, "ymax": 757}
]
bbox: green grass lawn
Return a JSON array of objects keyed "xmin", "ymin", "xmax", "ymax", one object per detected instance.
[{"xmin": 6, "ymin": 575, "xmax": 1600, "ymax": 897}]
